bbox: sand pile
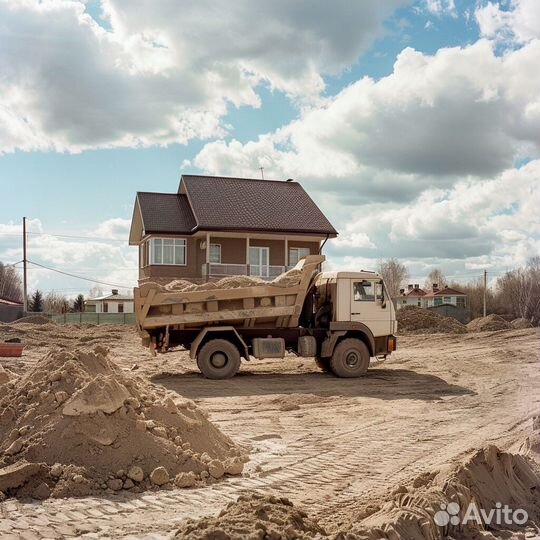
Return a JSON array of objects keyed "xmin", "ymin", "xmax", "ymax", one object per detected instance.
[
  {"xmin": 173, "ymin": 445, "xmax": 540, "ymax": 540},
  {"xmin": 0, "ymin": 347, "xmax": 246, "ymax": 500},
  {"xmin": 162, "ymin": 267, "xmax": 304, "ymax": 293},
  {"xmin": 397, "ymin": 306, "xmax": 467, "ymax": 334},
  {"xmin": 341, "ymin": 445, "xmax": 540, "ymax": 540},
  {"xmin": 174, "ymin": 494, "xmax": 327, "ymax": 540},
  {"xmin": 13, "ymin": 315, "xmax": 52, "ymax": 325},
  {"xmin": 511, "ymin": 317, "xmax": 534, "ymax": 329},
  {"xmin": 467, "ymin": 314, "xmax": 511, "ymax": 332},
  {"xmin": 0, "ymin": 322, "xmax": 133, "ymax": 351}
]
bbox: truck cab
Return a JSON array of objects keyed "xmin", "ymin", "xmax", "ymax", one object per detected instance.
[{"xmin": 316, "ymin": 271, "xmax": 397, "ymax": 337}]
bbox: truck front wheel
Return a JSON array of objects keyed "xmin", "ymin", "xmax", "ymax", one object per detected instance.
[
  {"xmin": 197, "ymin": 339, "xmax": 241, "ymax": 379},
  {"xmin": 330, "ymin": 339, "xmax": 370, "ymax": 378}
]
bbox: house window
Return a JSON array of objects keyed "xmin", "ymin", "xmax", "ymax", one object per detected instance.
[
  {"xmin": 148, "ymin": 238, "xmax": 186, "ymax": 265},
  {"xmin": 209, "ymin": 243, "xmax": 221, "ymax": 264},
  {"xmin": 443, "ymin": 296, "xmax": 451, "ymax": 303},
  {"xmin": 402, "ymin": 299, "xmax": 407, "ymax": 304},
  {"xmin": 289, "ymin": 247, "xmax": 310, "ymax": 266},
  {"xmin": 118, "ymin": 303, "xmax": 124, "ymax": 313},
  {"xmin": 418, "ymin": 301, "xmax": 421, "ymax": 307},
  {"xmin": 353, "ymin": 281, "xmax": 375, "ymax": 302},
  {"xmin": 434, "ymin": 297, "xmax": 443, "ymax": 306},
  {"xmin": 103, "ymin": 303, "xmax": 109, "ymax": 313},
  {"xmin": 456, "ymin": 297, "xmax": 465, "ymax": 308}
]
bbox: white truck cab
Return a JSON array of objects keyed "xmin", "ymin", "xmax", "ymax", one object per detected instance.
[{"xmin": 316, "ymin": 271, "xmax": 397, "ymax": 337}]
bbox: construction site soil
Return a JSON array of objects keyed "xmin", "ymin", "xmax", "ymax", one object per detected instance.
[{"xmin": 0, "ymin": 320, "xmax": 539, "ymax": 539}]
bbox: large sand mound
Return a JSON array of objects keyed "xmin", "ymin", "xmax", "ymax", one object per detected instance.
[
  {"xmin": 342, "ymin": 445, "xmax": 540, "ymax": 539},
  {"xmin": 397, "ymin": 306, "xmax": 467, "ymax": 334},
  {"xmin": 174, "ymin": 494, "xmax": 327, "ymax": 540},
  {"xmin": 0, "ymin": 347, "xmax": 246, "ymax": 499},
  {"xmin": 467, "ymin": 314, "xmax": 512, "ymax": 332}
]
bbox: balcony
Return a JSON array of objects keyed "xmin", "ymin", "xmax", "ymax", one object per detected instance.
[{"xmin": 202, "ymin": 263, "xmax": 294, "ymax": 280}]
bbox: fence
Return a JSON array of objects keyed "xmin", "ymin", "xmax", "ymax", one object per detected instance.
[
  {"xmin": 0, "ymin": 304, "xmax": 24, "ymax": 323},
  {"xmin": 51, "ymin": 313, "xmax": 136, "ymax": 325}
]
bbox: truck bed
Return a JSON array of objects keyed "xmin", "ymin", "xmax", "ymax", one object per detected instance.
[{"xmin": 134, "ymin": 255, "xmax": 325, "ymax": 334}]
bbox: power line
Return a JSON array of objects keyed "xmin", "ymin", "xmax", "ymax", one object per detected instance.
[
  {"xmin": 26, "ymin": 231, "xmax": 127, "ymax": 243},
  {"xmin": 28, "ymin": 260, "xmax": 135, "ymax": 288},
  {"xmin": 0, "ymin": 231, "xmax": 127, "ymax": 243}
]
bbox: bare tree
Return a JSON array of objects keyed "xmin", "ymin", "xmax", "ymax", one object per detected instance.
[
  {"xmin": 0, "ymin": 262, "xmax": 23, "ymax": 301},
  {"xmin": 88, "ymin": 286, "xmax": 104, "ymax": 298},
  {"xmin": 377, "ymin": 258, "xmax": 409, "ymax": 305},
  {"xmin": 43, "ymin": 291, "xmax": 70, "ymax": 314},
  {"xmin": 424, "ymin": 268, "xmax": 447, "ymax": 290},
  {"xmin": 496, "ymin": 257, "xmax": 540, "ymax": 325}
]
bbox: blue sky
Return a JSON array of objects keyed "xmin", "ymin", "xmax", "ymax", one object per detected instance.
[{"xmin": 0, "ymin": 0, "xmax": 539, "ymax": 296}]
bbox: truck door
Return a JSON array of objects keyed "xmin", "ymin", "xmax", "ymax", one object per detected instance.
[{"xmin": 350, "ymin": 279, "xmax": 391, "ymax": 337}]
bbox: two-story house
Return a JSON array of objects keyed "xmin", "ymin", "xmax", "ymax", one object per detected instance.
[{"xmin": 128, "ymin": 175, "xmax": 337, "ymax": 283}]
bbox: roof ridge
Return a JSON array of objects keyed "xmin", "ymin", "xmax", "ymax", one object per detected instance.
[{"xmin": 181, "ymin": 174, "xmax": 297, "ymax": 185}]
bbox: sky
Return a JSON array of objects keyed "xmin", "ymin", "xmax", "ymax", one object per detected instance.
[{"xmin": 0, "ymin": 0, "xmax": 539, "ymax": 297}]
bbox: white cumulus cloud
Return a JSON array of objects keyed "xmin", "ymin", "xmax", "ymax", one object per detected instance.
[{"xmin": 0, "ymin": 0, "xmax": 405, "ymax": 153}]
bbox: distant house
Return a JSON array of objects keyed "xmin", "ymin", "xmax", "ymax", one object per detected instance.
[
  {"xmin": 0, "ymin": 296, "xmax": 24, "ymax": 322},
  {"xmin": 396, "ymin": 284, "xmax": 427, "ymax": 308},
  {"xmin": 85, "ymin": 290, "xmax": 134, "ymax": 314},
  {"xmin": 423, "ymin": 284, "xmax": 467, "ymax": 309},
  {"xmin": 396, "ymin": 283, "xmax": 467, "ymax": 309},
  {"xmin": 128, "ymin": 174, "xmax": 338, "ymax": 283}
]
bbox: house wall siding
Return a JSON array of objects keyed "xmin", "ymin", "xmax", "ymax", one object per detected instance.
[{"xmin": 138, "ymin": 236, "xmax": 323, "ymax": 282}]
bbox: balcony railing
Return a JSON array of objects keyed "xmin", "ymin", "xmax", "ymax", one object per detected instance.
[{"xmin": 202, "ymin": 263, "xmax": 294, "ymax": 279}]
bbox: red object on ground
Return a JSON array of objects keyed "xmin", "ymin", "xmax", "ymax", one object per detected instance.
[{"xmin": 0, "ymin": 343, "xmax": 24, "ymax": 357}]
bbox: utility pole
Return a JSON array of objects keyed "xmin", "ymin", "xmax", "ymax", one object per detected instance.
[
  {"xmin": 483, "ymin": 269, "xmax": 487, "ymax": 318},
  {"xmin": 23, "ymin": 217, "xmax": 28, "ymax": 314}
]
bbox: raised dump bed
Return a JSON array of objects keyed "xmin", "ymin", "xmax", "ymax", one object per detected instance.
[{"xmin": 134, "ymin": 255, "xmax": 325, "ymax": 337}]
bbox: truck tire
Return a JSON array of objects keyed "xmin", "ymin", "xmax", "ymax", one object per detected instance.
[
  {"xmin": 329, "ymin": 338, "xmax": 370, "ymax": 378},
  {"xmin": 314, "ymin": 357, "xmax": 330, "ymax": 372},
  {"xmin": 197, "ymin": 339, "xmax": 241, "ymax": 379}
]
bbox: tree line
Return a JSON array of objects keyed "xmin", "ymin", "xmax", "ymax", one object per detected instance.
[{"xmin": 377, "ymin": 257, "xmax": 540, "ymax": 325}]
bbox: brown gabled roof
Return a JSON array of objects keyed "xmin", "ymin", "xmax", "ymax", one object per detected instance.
[
  {"xmin": 425, "ymin": 286, "xmax": 466, "ymax": 297},
  {"xmin": 133, "ymin": 175, "xmax": 337, "ymax": 239},
  {"xmin": 181, "ymin": 175, "xmax": 337, "ymax": 235},
  {"xmin": 137, "ymin": 192, "xmax": 197, "ymax": 234}
]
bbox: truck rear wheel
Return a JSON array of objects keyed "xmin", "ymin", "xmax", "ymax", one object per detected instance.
[
  {"xmin": 197, "ymin": 339, "xmax": 241, "ymax": 379},
  {"xmin": 330, "ymin": 339, "xmax": 370, "ymax": 378}
]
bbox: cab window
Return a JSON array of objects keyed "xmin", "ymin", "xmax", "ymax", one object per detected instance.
[{"xmin": 353, "ymin": 281, "xmax": 375, "ymax": 301}]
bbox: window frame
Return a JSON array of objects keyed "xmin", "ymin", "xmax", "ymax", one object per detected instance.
[
  {"xmin": 118, "ymin": 303, "xmax": 124, "ymax": 313},
  {"xmin": 209, "ymin": 243, "xmax": 222, "ymax": 264},
  {"xmin": 146, "ymin": 237, "xmax": 187, "ymax": 266},
  {"xmin": 353, "ymin": 280, "xmax": 376, "ymax": 302},
  {"xmin": 289, "ymin": 247, "xmax": 310, "ymax": 266}
]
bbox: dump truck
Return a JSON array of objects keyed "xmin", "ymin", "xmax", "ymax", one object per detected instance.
[{"xmin": 134, "ymin": 255, "xmax": 397, "ymax": 379}]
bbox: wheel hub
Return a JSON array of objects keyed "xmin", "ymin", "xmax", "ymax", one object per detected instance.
[
  {"xmin": 210, "ymin": 352, "xmax": 227, "ymax": 368},
  {"xmin": 345, "ymin": 351, "xmax": 359, "ymax": 367}
]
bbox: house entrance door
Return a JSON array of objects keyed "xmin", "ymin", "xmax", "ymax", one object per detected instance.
[{"xmin": 249, "ymin": 247, "xmax": 269, "ymax": 277}]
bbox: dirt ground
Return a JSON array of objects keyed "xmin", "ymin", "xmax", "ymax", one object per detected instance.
[{"xmin": 0, "ymin": 323, "xmax": 539, "ymax": 539}]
